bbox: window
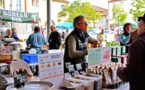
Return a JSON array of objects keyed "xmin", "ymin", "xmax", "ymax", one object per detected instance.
[
  {"xmin": 61, "ymin": 5, "xmax": 65, "ymax": 10},
  {"xmin": 0, "ymin": 0, "xmax": 5, "ymax": 8},
  {"xmin": 32, "ymin": 0, "xmax": 35, "ymax": 6},
  {"xmin": 32, "ymin": 0, "xmax": 39, "ymax": 7},
  {"xmin": 10, "ymin": 0, "xmax": 12, "ymax": 9},
  {"xmin": 16, "ymin": 0, "xmax": 21, "ymax": 11},
  {"xmin": 36, "ymin": 0, "xmax": 39, "ymax": 7}
]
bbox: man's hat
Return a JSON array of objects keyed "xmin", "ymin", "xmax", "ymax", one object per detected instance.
[{"xmin": 138, "ymin": 14, "xmax": 145, "ymax": 22}]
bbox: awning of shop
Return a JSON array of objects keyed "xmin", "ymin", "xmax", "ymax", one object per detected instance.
[{"xmin": 0, "ymin": 9, "xmax": 38, "ymax": 23}]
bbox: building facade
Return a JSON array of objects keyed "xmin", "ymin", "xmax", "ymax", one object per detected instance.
[{"xmin": 0, "ymin": 0, "xmax": 69, "ymax": 38}]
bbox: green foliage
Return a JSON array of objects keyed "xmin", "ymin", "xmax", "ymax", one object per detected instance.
[
  {"xmin": 88, "ymin": 26, "xmax": 93, "ymax": 29},
  {"xmin": 130, "ymin": 0, "xmax": 145, "ymax": 22},
  {"xmin": 106, "ymin": 41, "xmax": 120, "ymax": 47},
  {"xmin": 58, "ymin": 1, "xmax": 102, "ymax": 25},
  {"xmin": 112, "ymin": 3, "xmax": 127, "ymax": 25}
]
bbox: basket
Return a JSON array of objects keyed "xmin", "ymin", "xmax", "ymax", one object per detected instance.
[{"xmin": 22, "ymin": 54, "xmax": 38, "ymax": 64}]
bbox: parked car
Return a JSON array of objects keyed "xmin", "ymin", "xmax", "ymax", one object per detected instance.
[
  {"xmin": 105, "ymin": 30, "xmax": 118, "ymax": 42},
  {"xmin": 87, "ymin": 29, "xmax": 117, "ymax": 42}
]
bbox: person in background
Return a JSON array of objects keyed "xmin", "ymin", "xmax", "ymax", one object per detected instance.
[
  {"xmin": 5, "ymin": 29, "xmax": 19, "ymax": 41},
  {"xmin": 97, "ymin": 28, "xmax": 107, "ymax": 47},
  {"xmin": 26, "ymin": 26, "xmax": 48, "ymax": 54},
  {"xmin": 12, "ymin": 28, "xmax": 19, "ymax": 41},
  {"xmin": 64, "ymin": 29, "xmax": 69, "ymax": 40},
  {"xmin": 119, "ymin": 23, "xmax": 132, "ymax": 46},
  {"xmin": 131, "ymin": 29, "xmax": 139, "ymax": 42},
  {"xmin": 48, "ymin": 25, "xmax": 62, "ymax": 50},
  {"xmin": 117, "ymin": 14, "xmax": 145, "ymax": 90},
  {"xmin": 61, "ymin": 31, "xmax": 65, "ymax": 40},
  {"xmin": 12, "ymin": 28, "xmax": 19, "ymax": 50},
  {"xmin": 26, "ymin": 26, "xmax": 48, "ymax": 75},
  {"xmin": 64, "ymin": 15, "xmax": 100, "ymax": 73},
  {"xmin": 5, "ymin": 29, "xmax": 20, "ymax": 50}
]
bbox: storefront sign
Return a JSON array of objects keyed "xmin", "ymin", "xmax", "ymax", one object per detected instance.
[{"xmin": 0, "ymin": 9, "xmax": 38, "ymax": 23}]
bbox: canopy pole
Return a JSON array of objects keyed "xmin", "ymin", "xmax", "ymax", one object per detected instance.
[
  {"xmin": 46, "ymin": 0, "xmax": 52, "ymax": 40},
  {"xmin": 37, "ymin": 12, "xmax": 39, "ymax": 27},
  {"xmin": 10, "ymin": 0, "xmax": 12, "ymax": 28}
]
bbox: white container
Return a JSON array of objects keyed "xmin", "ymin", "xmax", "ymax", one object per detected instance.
[
  {"xmin": 6, "ymin": 81, "xmax": 54, "ymax": 90},
  {"xmin": 29, "ymin": 48, "xmax": 36, "ymax": 54}
]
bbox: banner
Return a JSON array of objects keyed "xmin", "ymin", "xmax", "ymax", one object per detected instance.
[{"xmin": 0, "ymin": 9, "xmax": 38, "ymax": 23}]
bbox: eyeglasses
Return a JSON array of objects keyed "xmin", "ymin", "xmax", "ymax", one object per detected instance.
[{"xmin": 78, "ymin": 22, "xmax": 88, "ymax": 25}]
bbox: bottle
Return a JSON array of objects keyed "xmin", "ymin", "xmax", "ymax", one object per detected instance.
[{"xmin": 29, "ymin": 48, "xmax": 36, "ymax": 54}]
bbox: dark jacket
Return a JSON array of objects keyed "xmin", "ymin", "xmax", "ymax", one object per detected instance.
[
  {"xmin": 5, "ymin": 35, "xmax": 19, "ymax": 41},
  {"xmin": 48, "ymin": 31, "xmax": 61, "ymax": 50},
  {"xmin": 4, "ymin": 35, "xmax": 19, "ymax": 50},
  {"xmin": 64, "ymin": 28, "xmax": 89, "ymax": 72},
  {"xmin": 117, "ymin": 32, "xmax": 145, "ymax": 90}
]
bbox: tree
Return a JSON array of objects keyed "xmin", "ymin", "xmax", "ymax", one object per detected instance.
[
  {"xmin": 57, "ymin": 1, "xmax": 102, "ymax": 29},
  {"xmin": 112, "ymin": 3, "xmax": 127, "ymax": 25},
  {"xmin": 130, "ymin": 0, "xmax": 145, "ymax": 22}
]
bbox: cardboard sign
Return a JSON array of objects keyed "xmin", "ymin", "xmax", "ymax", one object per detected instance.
[
  {"xmin": 88, "ymin": 48, "xmax": 101, "ymax": 65},
  {"xmin": 38, "ymin": 51, "xmax": 63, "ymax": 89},
  {"xmin": 100, "ymin": 47, "xmax": 111, "ymax": 63},
  {"xmin": 88, "ymin": 47, "xmax": 111, "ymax": 67}
]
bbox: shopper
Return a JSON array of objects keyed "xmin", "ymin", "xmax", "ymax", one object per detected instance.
[
  {"xmin": 12, "ymin": 28, "xmax": 19, "ymax": 50},
  {"xmin": 12, "ymin": 28, "xmax": 19, "ymax": 41},
  {"xmin": 5, "ymin": 29, "xmax": 19, "ymax": 41},
  {"xmin": 26, "ymin": 26, "xmax": 48, "ymax": 75},
  {"xmin": 48, "ymin": 25, "xmax": 62, "ymax": 50},
  {"xmin": 117, "ymin": 14, "xmax": 145, "ymax": 90},
  {"xmin": 61, "ymin": 31, "xmax": 65, "ymax": 40},
  {"xmin": 97, "ymin": 28, "xmax": 107, "ymax": 47},
  {"xmin": 64, "ymin": 15, "xmax": 99, "ymax": 73},
  {"xmin": 64, "ymin": 29, "xmax": 69, "ymax": 40},
  {"xmin": 119, "ymin": 23, "xmax": 132, "ymax": 46},
  {"xmin": 4, "ymin": 29, "xmax": 19, "ymax": 51},
  {"xmin": 26, "ymin": 26, "xmax": 48, "ymax": 54}
]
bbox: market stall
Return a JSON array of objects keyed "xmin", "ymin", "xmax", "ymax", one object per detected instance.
[
  {"xmin": 61, "ymin": 46, "xmax": 129, "ymax": 90},
  {"xmin": 0, "ymin": 9, "xmax": 38, "ymax": 63},
  {"xmin": 0, "ymin": 50, "xmax": 63, "ymax": 90},
  {"xmin": 0, "ymin": 45, "xmax": 130, "ymax": 90},
  {"xmin": 0, "ymin": 10, "xmax": 130, "ymax": 89}
]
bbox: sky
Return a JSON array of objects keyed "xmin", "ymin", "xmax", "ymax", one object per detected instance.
[
  {"xmin": 68, "ymin": 0, "xmax": 134, "ymax": 23},
  {"xmin": 68, "ymin": 0, "xmax": 131, "ymax": 11}
]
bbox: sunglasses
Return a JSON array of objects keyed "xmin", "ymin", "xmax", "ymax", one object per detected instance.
[{"xmin": 78, "ymin": 22, "xmax": 88, "ymax": 25}]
